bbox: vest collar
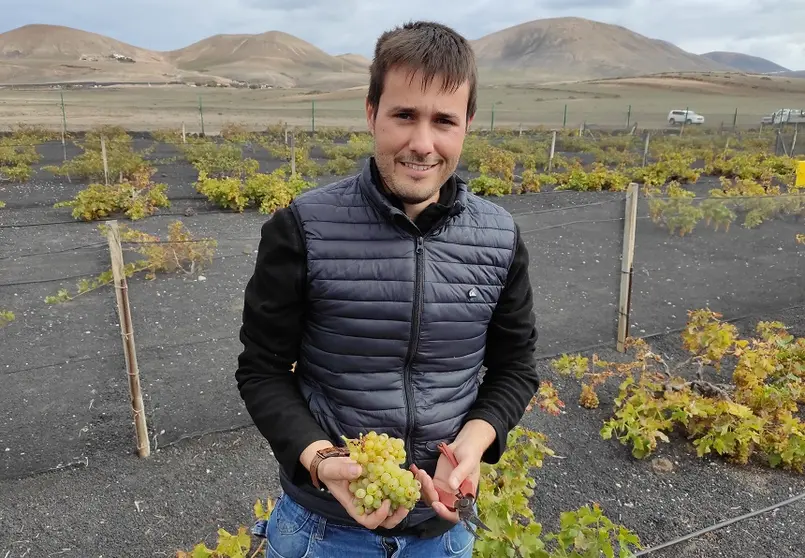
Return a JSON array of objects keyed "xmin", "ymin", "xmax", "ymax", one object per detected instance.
[{"xmin": 358, "ymin": 158, "xmax": 467, "ymax": 225}]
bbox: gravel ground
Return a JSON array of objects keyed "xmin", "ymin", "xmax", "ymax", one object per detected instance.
[
  {"xmin": 1, "ymin": 308, "xmax": 803, "ymax": 558},
  {"xmin": 1, "ymin": 138, "xmax": 803, "ymax": 557}
]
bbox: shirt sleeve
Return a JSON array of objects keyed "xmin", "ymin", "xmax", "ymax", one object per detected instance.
[
  {"xmin": 463, "ymin": 223, "xmax": 540, "ymax": 464},
  {"xmin": 235, "ymin": 207, "xmax": 331, "ymax": 484}
]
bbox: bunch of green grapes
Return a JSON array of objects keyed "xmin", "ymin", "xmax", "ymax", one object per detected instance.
[{"xmin": 341, "ymin": 431, "xmax": 421, "ymax": 515}]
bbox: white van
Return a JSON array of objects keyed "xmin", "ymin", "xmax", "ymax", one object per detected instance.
[{"xmin": 668, "ymin": 110, "xmax": 705, "ymax": 125}]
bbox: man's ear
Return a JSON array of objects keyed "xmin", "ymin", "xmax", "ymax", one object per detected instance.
[
  {"xmin": 466, "ymin": 113, "xmax": 475, "ymax": 131},
  {"xmin": 365, "ymin": 97, "xmax": 376, "ymax": 136}
]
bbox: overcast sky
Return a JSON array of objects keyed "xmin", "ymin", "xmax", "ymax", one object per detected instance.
[{"xmin": 2, "ymin": 0, "xmax": 803, "ymax": 70}]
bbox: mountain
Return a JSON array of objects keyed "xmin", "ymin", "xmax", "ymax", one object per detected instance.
[
  {"xmin": 162, "ymin": 31, "xmax": 369, "ymax": 87},
  {"xmin": 700, "ymin": 51, "xmax": 789, "ymax": 73},
  {"xmin": 0, "ymin": 23, "xmax": 226, "ymax": 85},
  {"xmin": 1, "ymin": 19, "xmax": 791, "ymax": 88},
  {"xmin": 470, "ymin": 17, "xmax": 731, "ymax": 81},
  {"xmin": 0, "ymin": 23, "xmax": 163, "ymax": 62}
]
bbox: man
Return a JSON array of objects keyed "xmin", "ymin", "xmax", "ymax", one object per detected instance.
[{"xmin": 236, "ymin": 20, "xmax": 539, "ymax": 558}]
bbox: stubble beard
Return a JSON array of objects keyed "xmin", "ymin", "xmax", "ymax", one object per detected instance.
[{"xmin": 376, "ymin": 153, "xmax": 455, "ymax": 205}]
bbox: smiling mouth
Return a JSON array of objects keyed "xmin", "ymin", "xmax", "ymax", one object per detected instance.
[{"xmin": 400, "ymin": 161, "xmax": 438, "ymax": 172}]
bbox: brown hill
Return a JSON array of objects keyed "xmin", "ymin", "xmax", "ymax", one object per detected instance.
[
  {"xmin": 336, "ymin": 53, "xmax": 371, "ymax": 71},
  {"xmin": 701, "ymin": 51, "xmax": 789, "ymax": 73},
  {"xmin": 163, "ymin": 31, "xmax": 368, "ymax": 87},
  {"xmin": 0, "ymin": 23, "xmax": 163, "ymax": 62},
  {"xmin": 0, "ymin": 24, "xmax": 225, "ymax": 85},
  {"xmin": 471, "ymin": 17, "xmax": 730, "ymax": 82}
]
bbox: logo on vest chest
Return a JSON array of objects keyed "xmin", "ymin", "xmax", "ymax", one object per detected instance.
[{"xmin": 467, "ymin": 288, "xmax": 478, "ymax": 300}]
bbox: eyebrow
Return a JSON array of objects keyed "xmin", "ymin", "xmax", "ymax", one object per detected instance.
[{"xmin": 387, "ymin": 105, "xmax": 461, "ymax": 121}]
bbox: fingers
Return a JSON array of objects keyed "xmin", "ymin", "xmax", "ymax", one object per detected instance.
[
  {"xmin": 414, "ymin": 467, "xmax": 440, "ymax": 506},
  {"xmin": 432, "ymin": 500, "xmax": 459, "ymax": 523},
  {"xmin": 353, "ymin": 499, "xmax": 392, "ymax": 530},
  {"xmin": 413, "ymin": 466, "xmax": 459, "ymax": 523},
  {"xmin": 379, "ymin": 501, "xmax": 411, "ymax": 529}
]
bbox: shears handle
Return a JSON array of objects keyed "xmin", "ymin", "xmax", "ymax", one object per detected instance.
[{"xmin": 409, "ymin": 442, "xmax": 475, "ymax": 511}]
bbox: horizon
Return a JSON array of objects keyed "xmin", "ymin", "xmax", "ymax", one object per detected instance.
[{"xmin": 1, "ymin": 1, "xmax": 803, "ymax": 71}]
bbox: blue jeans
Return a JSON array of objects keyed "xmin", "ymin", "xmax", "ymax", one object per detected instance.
[{"xmin": 253, "ymin": 492, "xmax": 475, "ymax": 558}]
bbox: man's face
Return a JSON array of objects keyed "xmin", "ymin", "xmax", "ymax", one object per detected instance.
[{"xmin": 366, "ymin": 65, "xmax": 473, "ymax": 209}]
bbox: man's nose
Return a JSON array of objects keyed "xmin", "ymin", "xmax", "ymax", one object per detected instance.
[{"xmin": 408, "ymin": 122, "xmax": 434, "ymax": 156}]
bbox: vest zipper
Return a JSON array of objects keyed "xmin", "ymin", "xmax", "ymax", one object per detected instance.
[
  {"xmin": 397, "ymin": 234, "xmax": 424, "ymax": 530},
  {"xmin": 402, "ymin": 235, "xmax": 425, "ymax": 469}
]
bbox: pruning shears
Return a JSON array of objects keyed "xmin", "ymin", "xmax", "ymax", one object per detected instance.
[{"xmin": 411, "ymin": 442, "xmax": 491, "ymax": 540}]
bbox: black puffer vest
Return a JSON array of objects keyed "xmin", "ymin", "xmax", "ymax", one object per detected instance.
[{"xmin": 281, "ymin": 161, "xmax": 517, "ymax": 528}]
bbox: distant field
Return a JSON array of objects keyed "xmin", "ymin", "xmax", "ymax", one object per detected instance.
[{"xmin": 0, "ymin": 72, "xmax": 803, "ymax": 133}]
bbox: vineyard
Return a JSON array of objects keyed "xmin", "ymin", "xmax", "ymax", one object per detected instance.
[{"xmin": 0, "ymin": 121, "xmax": 804, "ymax": 557}]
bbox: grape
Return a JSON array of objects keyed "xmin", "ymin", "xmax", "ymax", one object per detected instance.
[{"xmin": 340, "ymin": 431, "xmax": 422, "ymax": 515}]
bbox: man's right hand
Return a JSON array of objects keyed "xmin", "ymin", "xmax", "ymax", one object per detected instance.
[{"xmin": 317, "ymin": 456, "xmax": 411, "ymax": 530}]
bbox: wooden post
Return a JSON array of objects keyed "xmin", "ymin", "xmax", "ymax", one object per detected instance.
[
  {"xmin": 181, "ymin": 122, "xmax": 186, "ymax": 144},
  {"xmin": 548, "ymin": 130, "xmax": 557, "ymax": 172},
  {"xmin": 642, "ymin": 133, "xmax": 650, "ymax": 167},
  {"xmin": 791, "ymin": 123, "xmax": 798, "ymax": 155},
  {"xmin": 617, "ymin": 183, "xmax": 639, "ymax": 353},
  {"xmin": 106, "ymin": 221, "xmax": 150, "ymax": 458},
  {"xmin": 101, "ymin": 135, "xmax": 109, "ymax": 186},
  {"xmin": 60, "ymin": 116, "xmax": 70, "ymax": 183},
  {"xmin": 290, "ymin": 132, "xmax": 296, "ymax": 177}
]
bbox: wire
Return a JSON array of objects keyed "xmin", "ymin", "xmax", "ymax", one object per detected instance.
[
  {"xmin": 0, "ymin": 242, "xmax": 108, "ymax": 261},
  {"xmin": 0, "ymin": 270, "xmax": 111, "ymax": 288},
  {"xmin": 632, "ymin": 490, "xmax": 805, "ymax": 556},
  {"xmin": 1, "ymin": 333, "xmax": 238, "ymax": 377},
  {"xmin": 511, "ymin": 197, "xmax": 625, "ymax": 217},
  {"xmin": 0, "ymin": 207, "xmax": 267, "ymax": 228},
  {"xmin": 519, "ymin": 216, "xmax": 652, "ymax": 235}
]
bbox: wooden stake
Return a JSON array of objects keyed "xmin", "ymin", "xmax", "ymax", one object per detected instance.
[
  {"xmin": 101, "ymin": 135, "xmax": 109, "ymax": 186},
  {"xmin": 617, "ymin": 183, "xmax": 639, "ymax": 353},
  {"xmin": 548, "ymin": 130, "xmax": 556, "ymax": 172},
  {"xmin": 106, "ymin": 221, "xmax": 150, "ymax": 458},
  {"xmin": 290, "ymin": 132, "xmax": 296, "ymax": 177},
  {"xmin": 791, "ymin": 123, "xmax": 798, "ymax": 155},
  {"xmin": 181, "ymin": 122, "xmax": 186, "ymax": 144},
  {"xmin": 642, "ymin": 133, "xmax": 650, "ymax": 167}
]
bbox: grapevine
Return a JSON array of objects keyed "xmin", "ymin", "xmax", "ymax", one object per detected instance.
[
  {"xmin": 53, "ymin": 166, "xmax": 170, "ymax": 221},
  {"xmin": 43, "ymin": 126, "xmax": 154, "ymax": 182},
  {"xmin": 553, "ymin": 309, "xmax": 805, "ymax": 472},
  {"xmin": 340, "ymin": 431, "xmax": 421, "ymax": 514},
  {"xmin": 469, "ymin": 174, "xmax": 513, "ymax": 196},
  {"xmin": 0, "ymin": 310, "xmax": 15, "ymax": 328},
  {"xmin": 46, "ymin": 220, "xmax": 216, "ymax": 304}
]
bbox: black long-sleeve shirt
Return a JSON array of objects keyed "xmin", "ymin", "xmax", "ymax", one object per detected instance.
[{"xmin": 236, "ymin": 164, "xmax": 539, "ymax": 536}]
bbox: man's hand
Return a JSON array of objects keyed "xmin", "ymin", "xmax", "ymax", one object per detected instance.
[
  {"xmin": 317, "ymin": 457, "xmax": 411, "ymax": 530},
  {"xmin": 413, "ymin": 419, "xmax": 496, "ymax": 522}
]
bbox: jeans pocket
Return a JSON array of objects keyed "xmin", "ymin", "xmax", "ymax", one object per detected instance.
[
  {"xmin": 265, "ymin": 494, "xmax": 315, "ymax": 558},
  {"xmin": 443, "ymin": 522, "xmax": 475, "ymax": 556}
]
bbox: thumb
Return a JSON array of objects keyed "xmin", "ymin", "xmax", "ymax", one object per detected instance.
[
  {"xmin": 322, "ymin": 457, "xmax": 362, "ymax": 481},
  {"xmin": 448, "ymin": 457, "xmax": 476, "ymax": 492}
]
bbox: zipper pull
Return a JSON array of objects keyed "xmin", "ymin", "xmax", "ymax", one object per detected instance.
[{"xmin": 416, "ymin": 236, "xmax": 424, "ymax": 254}]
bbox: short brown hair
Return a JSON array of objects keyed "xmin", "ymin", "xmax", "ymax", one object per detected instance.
[{"xmin": 367, "ymin": 21, "xmax": 478, "ymax": 122}]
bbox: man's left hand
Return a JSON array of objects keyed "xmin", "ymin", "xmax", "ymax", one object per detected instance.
[{"xmin": 413, "ymin": 419, "xmax": 495, "ymax": 522}]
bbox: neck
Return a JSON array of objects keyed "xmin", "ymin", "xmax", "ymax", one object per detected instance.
[{"xmin": 403, "ymin": 192, "xmax": 440, "ymax": 222}]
